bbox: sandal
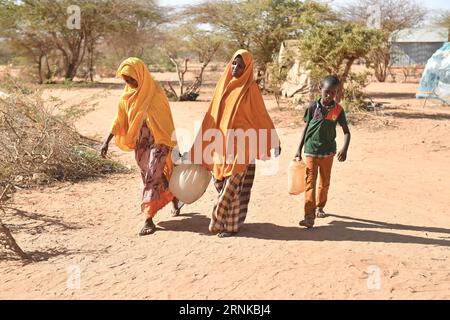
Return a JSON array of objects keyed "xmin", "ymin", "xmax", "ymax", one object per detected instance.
[
  {"xmin": 218, "ymin": 232, "xmax": 236, "ymax": 238},
  {"xmin": 299, "ymin": 217, "xmax": 315, "ymax": 229},
  {"xmin": 316, "ymin": 208, "xmax": 327, "ymax": 218},
  {"xmin": 139, "ymin": 219, "xmax": 156, "ymax": 236},
  {"xmin": 171, "ymin": 198, "xmax": 185, "ymax": 217}
]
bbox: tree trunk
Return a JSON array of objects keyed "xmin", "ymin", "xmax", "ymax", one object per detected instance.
[
  {"xmin": 198, "ymin": 63, "xmax": 207, "ymax": 85},
  {"xmin": 374, "ymin": 52, "xmax": 389, "ymax": 82},
  {"xmin": 375, "ymin": 63, "xmax": 387, "ymax": 82},
  {"xmin": 62, "ymin": 33, "xmax": 86, "ymax": 81},
  {"xmin": 179, "ymin": 58, "xmax": 189, "ymax": 98},
  {"xmin": 44, "ymin": 54, "xmax": 52, "ymax": 81},
  {"xmin": 66, "ymin": 46, "xmax": 85, "ymax": 81},
  {"xmin": 372, "ymin": 46, "xmax": 391, "ymax": 83},
  {"xmin": 65, "ymin": 63, "xmax": 77, "ymax": 81},
  {"xmin": 337, "ymin": 57, "xmax": 356, "ymax": 102},
  {"xmin": 37, "ymin": 54, "xmax": 44, "ymax": 84},
  {"xmin": 88, "ymin": 39, "xmax": 95, "ymax": 82},
  {"xmin": 89, "ymin": 49, "xmax": 94, "ymax": 82}
]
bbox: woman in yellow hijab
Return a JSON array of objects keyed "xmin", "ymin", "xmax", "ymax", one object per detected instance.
[
  {"xmin": 190, "ymin": 49, "xmax": 281, "ymax": 237},
  {"xmin": 100, "ymin": 57, "xmax": 182, "ymax": 236}
]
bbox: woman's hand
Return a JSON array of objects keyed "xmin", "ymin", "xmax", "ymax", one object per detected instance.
[
  {"xmin": 100, "ymin": 133, "xmax": 114, "ymax": 159},
  {"xmin": 100, "ymin": 142, "xmax": 109, "ymax": 158},
  {"xmin": 275, "ymin": 144, "xmax": 282, "ymax": 157}
]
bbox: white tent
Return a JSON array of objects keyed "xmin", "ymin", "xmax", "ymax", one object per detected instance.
[{"xmin": 416, "ymin": 42, "xmax": 450, "ymax": 104}]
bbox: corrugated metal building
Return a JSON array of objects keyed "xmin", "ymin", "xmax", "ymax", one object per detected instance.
[{"xmin": 390, "ymin": 28, "xmax": 449, "ymax": 67}]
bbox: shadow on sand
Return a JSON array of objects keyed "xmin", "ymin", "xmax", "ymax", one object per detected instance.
[{"xmin": 157, "ymin": 212, "xmax": 450, "ymax": 247}]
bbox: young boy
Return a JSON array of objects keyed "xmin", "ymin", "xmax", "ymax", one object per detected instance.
[{"xmin": 295, "ymin": 75, "xmax": 351, "ymax": 228}]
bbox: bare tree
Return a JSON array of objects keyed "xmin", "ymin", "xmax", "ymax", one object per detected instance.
[
  {"xmin": 434, "ymin": 10, "xmax": 450, "ymax": 36},
  {"xmin": 163, "ymin": 26, "xmax": 222, "ymax": 101}
]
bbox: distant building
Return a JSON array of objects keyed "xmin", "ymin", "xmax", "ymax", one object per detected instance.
[{"xmin": 390, "ymin": 28, "xmax": 449, "ymax": 67}]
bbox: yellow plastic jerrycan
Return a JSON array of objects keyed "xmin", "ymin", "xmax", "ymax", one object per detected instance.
[{"xmin": 287, "ymin": 158, "xmax": 306, "ymax": 195}]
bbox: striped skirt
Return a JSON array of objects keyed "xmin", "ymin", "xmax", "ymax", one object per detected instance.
[{"xmin": 209, "ymin": 164, "xmax": 256, "ymax": 233}]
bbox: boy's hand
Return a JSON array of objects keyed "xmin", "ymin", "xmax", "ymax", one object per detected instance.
[{"xmin": 337, "ymin": 149, "xmax": 347, "ymax": 162}]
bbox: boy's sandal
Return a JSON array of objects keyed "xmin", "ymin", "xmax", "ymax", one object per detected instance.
[
  {"xmin": 316, "ymin": 211, "xmax": 327, "ymax": 218},
  {"xmin": 299, "ymin": 219, "xmax": 314, "ymax": 229}
]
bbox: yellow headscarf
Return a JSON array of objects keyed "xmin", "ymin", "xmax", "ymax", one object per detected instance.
[
  {"xmin": 111, "ymin": 57, "xmax": 177, "ymax": 151},
  {"xmin": 191, "ymin": 49, "xmax": 280, "ymax": 180}
]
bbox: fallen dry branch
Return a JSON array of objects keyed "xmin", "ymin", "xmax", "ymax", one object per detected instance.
[{"xmin": 0, "ymin": 185, "xmax": 30, "ymax": 261}]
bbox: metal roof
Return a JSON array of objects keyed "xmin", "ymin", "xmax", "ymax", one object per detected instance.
[{"xmin": 390, "ymin": 28, "xmax": 449, "ymax": 43}]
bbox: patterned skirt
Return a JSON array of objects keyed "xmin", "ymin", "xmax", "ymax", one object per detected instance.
[
  {"xmin": 135, "ymin": 124, "xmax": 173, "ymax": 219},
  {"xmin": 209, "ymin": 164, "xmax": 256, "ymax": 233}
]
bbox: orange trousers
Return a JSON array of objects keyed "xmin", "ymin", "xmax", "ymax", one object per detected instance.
[{"xmin": 304, "ymin": 155, "xmax": 334, "ymax": 219}]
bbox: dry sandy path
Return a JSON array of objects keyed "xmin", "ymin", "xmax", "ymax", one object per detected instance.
[{"xmin": 1, "ymin": 79, "xmax": 449, "ymax": 299}]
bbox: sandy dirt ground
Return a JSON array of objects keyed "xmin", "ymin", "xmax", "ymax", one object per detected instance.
[{"xmin": 1, "ymin": 71, "xmax": 449, "ymax": 299}]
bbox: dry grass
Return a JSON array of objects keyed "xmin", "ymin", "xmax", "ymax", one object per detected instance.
[
  {"xmin": 0, "ymin": 77, "xmax": 127, "ymax": 191},
  {"xmin": 0, "ymin": 76, "xmax": 130, "ymax": 260}
]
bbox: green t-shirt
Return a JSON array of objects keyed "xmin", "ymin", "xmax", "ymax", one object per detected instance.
[{"xmin": 303, "ymin": 100, "xmax": 347, "ymax": 157}]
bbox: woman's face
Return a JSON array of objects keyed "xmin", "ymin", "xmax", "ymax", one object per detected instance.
[
  {"xmin": 231, "ymin": 55, "xmax": 246, "ymax": 78},
  {"xmin": 123, "ymin": 75, "xmax": 138, "ymax": 88}
]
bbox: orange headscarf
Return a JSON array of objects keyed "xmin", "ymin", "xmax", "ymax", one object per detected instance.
[
  {"xmin": 191, "ymin": 49, "xmax": 280, "ymax": 180},
  {"xmin": 111, "ymin": 57, "xmax": 177, "ymax": 151}
]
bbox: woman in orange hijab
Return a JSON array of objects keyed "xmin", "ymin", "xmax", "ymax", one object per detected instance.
[
  {"xmin": 100, "ymin": 57, "xmax": 182, "ymax": 236},
  {"xmin": 190, "ymin": 49, "xmax": 281, "ymax": 237}
]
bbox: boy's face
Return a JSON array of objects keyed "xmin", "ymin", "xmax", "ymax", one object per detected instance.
[{"xmin": 320, "ymin": 82, "xmax": 338, "ymax": 106}]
